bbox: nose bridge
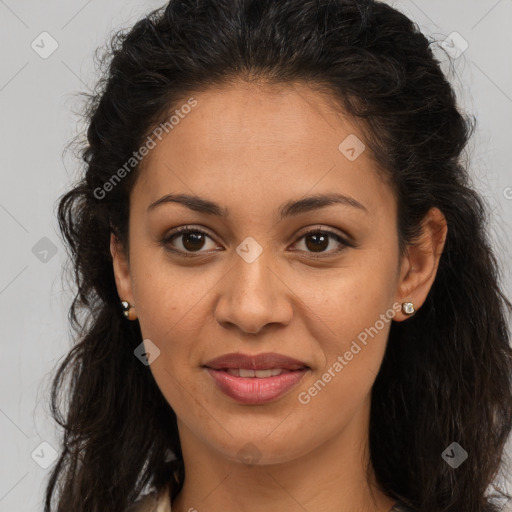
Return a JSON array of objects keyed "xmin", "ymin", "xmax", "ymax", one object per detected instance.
[
  {"xmin": 215, "ymin": 241, "xmax": 291, "ymax": 334},
  {"xmin": 235, "ymin": 247, "xmax": 274, "ymax": 303}
]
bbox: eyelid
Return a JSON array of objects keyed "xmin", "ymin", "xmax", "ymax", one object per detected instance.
[
  {"xmin": 160, "ymin": 225, "xmax": 219, "ymax": 258},
  {"xmin": 289, "ymin": 226, "xmax": 354, "ymax": 259},
  {"xmin": 295, "ymin": 225, "xmax": 354, "ymax": 246},
  {"xmin": 160, "ymin": 224, "xmax": 354, "ymax": 258}
]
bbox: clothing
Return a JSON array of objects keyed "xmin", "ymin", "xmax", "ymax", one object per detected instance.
[{"xmin": 126, "ymin": 485, "xmax": 416, "ymax": 512}]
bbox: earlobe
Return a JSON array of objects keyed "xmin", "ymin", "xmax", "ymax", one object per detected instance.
[
  {"xmin": 394, "ymin": 207, "xmax": 448, "ymax": 322},
  {"xmin": 110, "ymin": 232, "xmax": 135, "ymax": 306}
]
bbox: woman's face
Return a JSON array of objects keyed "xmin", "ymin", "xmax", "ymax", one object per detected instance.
[{"xmin": 111, "ymin": 81, "xmax": 437, "ymax": 466}]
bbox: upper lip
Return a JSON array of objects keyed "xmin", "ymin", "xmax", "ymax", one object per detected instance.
[{"xmin": 204, "ymin": 352, "xmax": 309, "ymax": 371}]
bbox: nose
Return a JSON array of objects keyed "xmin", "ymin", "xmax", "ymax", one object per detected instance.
[{"xmin": 214, "ymin": 250, "xmax": 293, "ymax": 335}]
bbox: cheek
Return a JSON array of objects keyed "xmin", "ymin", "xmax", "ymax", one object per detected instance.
[
  {"xmin": 131, "ymin": 252, "xmax": 218, "ymax": 344},
  {"xmin": 295, "ymin": 312, "xmax": 391, "ymax": 433},
  {"xmin": 294, "ymin": 247, "xmax": 398, "ymax": 338},
  {"xmin": 293, "ymin": 250, "xmax": 397, "ymax": 396}
]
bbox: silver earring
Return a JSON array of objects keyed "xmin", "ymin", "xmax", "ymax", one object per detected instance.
[
  {"xmin": 121, "ymin": 300, "xmax": 137, "ymax": 320},
  {"xmin": 402, "ymin": 302, "xmax": 415, "ymax": 315}
]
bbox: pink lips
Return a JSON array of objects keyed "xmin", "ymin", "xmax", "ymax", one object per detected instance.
[{"xmin": 203, "ymin": 352, "xmax": 309, "ymax": 405}]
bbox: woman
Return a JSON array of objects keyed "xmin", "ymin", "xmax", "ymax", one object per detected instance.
[{"xmin": 45, "ymin": 1, "xmax": 512, "ymax": 511}]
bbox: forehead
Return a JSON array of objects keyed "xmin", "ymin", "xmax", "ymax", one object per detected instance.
[
  {"xmin": 133, "ymin": 81, "xmax": 394, "ymax": 218},
  {"xmin": 156, "ymin": 81, "xmax": 358, "ymax": 153}
]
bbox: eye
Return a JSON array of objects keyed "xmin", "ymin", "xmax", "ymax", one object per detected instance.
[
  {"xmin": 160, "ymin": 225, "xmax": 219, "ymax": 257},
  {"xmin": 291, "ymin": 227, "xmax": 353, "ymax": 258},
  {"xmin": 160, "ymin": 225, "xmax": 353, "ymax": 258}
]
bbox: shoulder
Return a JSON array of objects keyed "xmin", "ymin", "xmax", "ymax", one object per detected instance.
[{"xmin": 126, "ymin": 485, "xmax": 171, "ymax": 512}]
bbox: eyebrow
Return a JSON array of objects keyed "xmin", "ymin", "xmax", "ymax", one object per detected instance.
[{"xmin": 147, "ymin": 192, "xmax": 368, "ymax": 219}]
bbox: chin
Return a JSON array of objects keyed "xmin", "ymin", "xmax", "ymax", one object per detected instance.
[{"xmin": 204, "ymin": 429, "xmax": 314, "ymax": 467}]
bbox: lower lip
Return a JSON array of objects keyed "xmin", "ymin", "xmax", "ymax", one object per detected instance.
[{"xmin": 205, "ymin": 368, "xmax": 308, "ymax": 404}]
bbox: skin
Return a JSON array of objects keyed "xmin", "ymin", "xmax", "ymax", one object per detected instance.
[{"xmin": 110, "ymin": 80, "xmax": 447, "ymax": 512}]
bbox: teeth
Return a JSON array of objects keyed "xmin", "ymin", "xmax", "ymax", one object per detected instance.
[
  {"xmin": 254, "ymin": 369, "xmax": 272, "ymax": 378},
  {"xmin": 225, "ymin": 368, "xmax": 285, "ymax": 378}
]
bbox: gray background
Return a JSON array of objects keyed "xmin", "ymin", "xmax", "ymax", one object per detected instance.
[{"xmin": 0, "ymin": 1, "xmax": 511, "ymax": 510}]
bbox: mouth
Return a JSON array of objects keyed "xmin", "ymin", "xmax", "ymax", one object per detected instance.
[
  {"xmin": 203, "ymin": 351, "xmax": 309, "ymax": 371},
  {"xmin": 205, "ymin": 367, "xmax": 309, "ymax": 404},
  {"xmin": 218, "ymin": 368, "xmax": 299, "ymax": 377},
  {"xmin": 203, "ymin": 352, "xmax": 310, "ymax": 404}
]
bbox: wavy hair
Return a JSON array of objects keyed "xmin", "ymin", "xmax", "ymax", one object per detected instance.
[{"xmin": 46, "ymin": 1, "xmax": 512, "ymax": 511}]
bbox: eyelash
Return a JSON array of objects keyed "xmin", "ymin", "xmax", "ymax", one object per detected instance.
[{"xmin": 160, "ymin": 225, "xmax": 354, "ymax": 259}]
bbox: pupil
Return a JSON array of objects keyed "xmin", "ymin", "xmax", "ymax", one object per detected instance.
[
  {"xmin": 305, "ymin": 233, "xmax": 328, "ymax": 252},
  {"xmin": 183, "ymin": 232, "xmax": 205, "ymax": 251}
]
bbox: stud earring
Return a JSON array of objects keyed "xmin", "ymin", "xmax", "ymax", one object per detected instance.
[
  {"xmin": 402, "ymin": 302, "xmax": 415, "ymax": 315},
  {"xmin": 121, "ymin": 300, "xmax": 137, "ymax": 321}
]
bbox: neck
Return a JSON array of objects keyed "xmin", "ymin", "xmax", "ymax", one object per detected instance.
[{"xmin": 170, "ymin": 398, "xmax": 396, "ymax": 512}]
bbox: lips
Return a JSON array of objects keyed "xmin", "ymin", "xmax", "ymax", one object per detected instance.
[
  {"xmin": 224, "ymin": 368, "xmax": 287, "ymax": 377},
  {"xmin": 203, "ymin": 352, "xmax": 310, "ymax": 404},
  {"xmin": 203, "ymin": 352, "xmax": 309, "ymax": 371}
]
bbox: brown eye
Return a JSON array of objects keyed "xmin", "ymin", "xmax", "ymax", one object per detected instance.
[
  {"xmin": 304, "ymin": 232, "xmax": 330, "ymax": 252},
  {"xmin": 179, "ymin": 231, "xmax": 207, "ymax": 252},
  {"xmin": 161, "ymin": 227, "xmax": 218, "ymax": 256},
  {"xmin": 160, "ymin": 225, "xmax": 352, "ymax": 259},
  {"xmin": 292, "ymin": 228, "xmax": 351, "ymax": 257}
]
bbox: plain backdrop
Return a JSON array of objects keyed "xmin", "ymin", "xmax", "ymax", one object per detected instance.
[{"xmin": 0, "ymin": 1, "xmax": 511, "ymax": 510}]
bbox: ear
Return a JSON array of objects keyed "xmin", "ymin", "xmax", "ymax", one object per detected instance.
[
  {"xmin": 110, "ymin": 232, "xmax": 134, "ymax": 304},
  {"xmin": 394, "ymin": 207, "xmax": 448, "ymax": 322}
]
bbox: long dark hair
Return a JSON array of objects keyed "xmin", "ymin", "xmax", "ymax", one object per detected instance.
[{"xmin": 46, "ymin": 1, "xmax": 512, "ymax": 511}]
